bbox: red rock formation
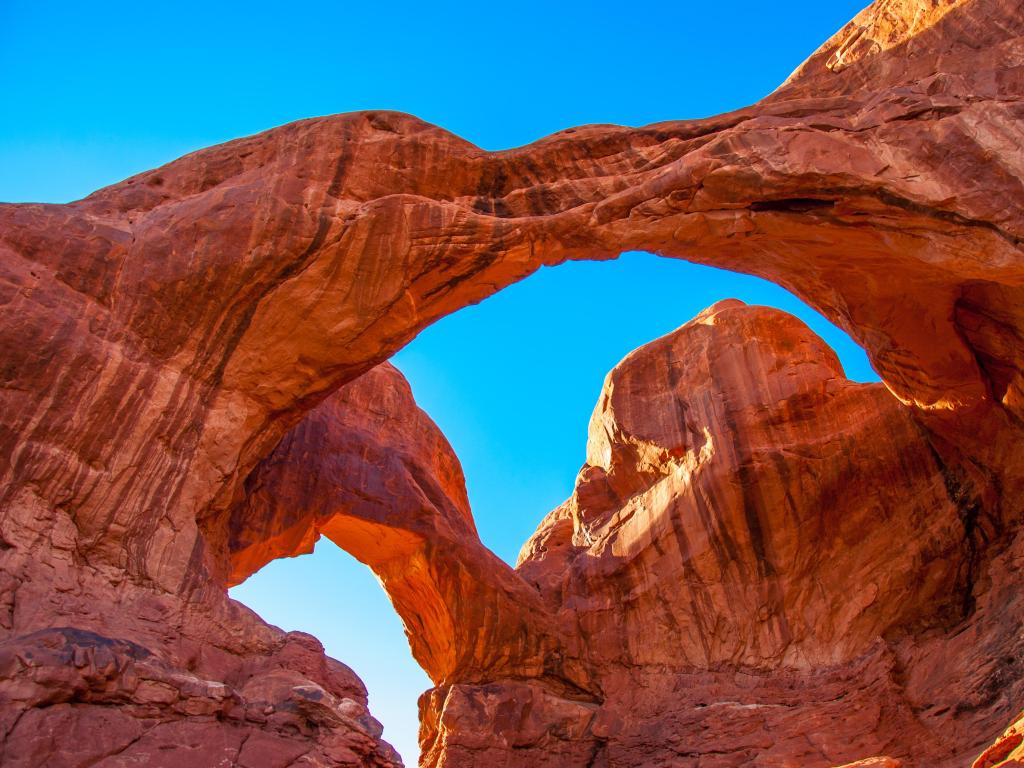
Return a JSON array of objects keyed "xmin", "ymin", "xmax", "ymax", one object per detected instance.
[
  {"xmin": 520, "ymin": 300, "xmax": 970, "ymax": 669},
  {"xmin": 498, "ymin": 300, "xmax": 996, "ymax": 766},
  {"xmin": 973, "ymin": 710, "xmax": 1024, "ymax": 767},
  {"xmin": 0, "ymin": 626, "xmax": 400, "ymax": 767},
  {"xmin": 0, "ymin": 371, "xmax": 431, "ymax": 765},
  {"xmin": 414, "ymin": 299, "xmax": 1001, "ymax": 766},
  {"xmin": 226, "ymin": 364, "xmax": 591, "ymax": 693},
  {"xmin": 0, "ymin": 0, "xmax": 1022, "ymax": 765}
]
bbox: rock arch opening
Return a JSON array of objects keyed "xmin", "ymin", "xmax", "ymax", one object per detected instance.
[
  {"xmin": 223, "ymin": 253, "xmax": 882, "ymax": 763},
  {"xmin": 229, "ymin": 539, "xmax": 431, "ymax": 764},
  {"xmin": 391, "ymin": 252, "xmax": 880, "ymax": 562},
  {"xmin": 220, "ymin": 247, "xmax": 998, "ymax": 766}
]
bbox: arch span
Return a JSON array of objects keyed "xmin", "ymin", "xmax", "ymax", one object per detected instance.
[
  {"xmin": 222, "ymin": 300, "xmax": 1003, "ymax": 766},
  {"xmin": 0, "ymin": 0, "xmax": 1019, "ymax": 593}
]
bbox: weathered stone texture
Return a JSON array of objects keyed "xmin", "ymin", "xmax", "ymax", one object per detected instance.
[{"xmin": 1, "ymin": 0, "xmax": 1023, "ymax": 765}]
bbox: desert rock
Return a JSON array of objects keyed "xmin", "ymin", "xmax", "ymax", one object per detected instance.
[{"xmin": 1, "ymin": 0, "xmax": 1022, "ymax": 765}]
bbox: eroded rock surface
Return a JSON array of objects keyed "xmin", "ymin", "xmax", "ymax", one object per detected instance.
[
  {"xmin": 226, "ymin": 364, "xmax": 591, "ymax": 693},
  {"xmin": 1, "ymin": 0, "xmax": 1023, "ymax": 765},
  {"xmin": 413, "ymin": 300, "xmax": 1018, "ymax": 766},
  {"xmin": 493, "ymin": 300, "xmax": 1013, "ymax": 767},
  {"xmin": 0, "ymin": 626, "xmax": 400, "ymax": 768},
  {"xmin": 0, "ymin": 372, "xmax": 429, "ymax": 765}
]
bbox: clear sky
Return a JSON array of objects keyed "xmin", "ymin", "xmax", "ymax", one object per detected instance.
[{"xmin": 2, "ymin": 1, "xmax": 875, "ymax": 763}]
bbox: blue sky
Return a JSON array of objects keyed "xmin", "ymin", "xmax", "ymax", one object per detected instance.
[{"xmin": 2, "ymin": 1, "xmax": 874, "ymax": 763}]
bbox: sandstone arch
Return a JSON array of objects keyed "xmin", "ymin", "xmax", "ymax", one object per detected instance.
[
  {"xmin": 1, "ymin": 0, "xmax": 1023, "ymax": 765},
  {"xmin": 224, "ymin": 363, "xmax": 592, "ymax": 695}
]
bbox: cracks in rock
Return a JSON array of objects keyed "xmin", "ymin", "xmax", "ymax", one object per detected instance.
[
  {"xmin": 0, "ymin": 707, "xmax": 27, "ymax": 765},
  {"xmin": 583, "ymin": 737, "xmax": 609, "ymax": 768},
  {"xmin": 955, "ymin": 486, "xmax": 985, "ymax": 619},
  {"xmin": 231, "ymin": 729, "xmax": 253, "ymax": 768},
  {"xmin": 873, "ymin": 188, "xmax": 1022, "ymax": 247},
  {"xmin": 887, "ymin": 103, "xmax": 966, "ymax": 123},
  {"xmin": 921, "ymin": 438, "xmax": 993, "ymax": 620},
  {"xmin": 749, "ymin": 198, "xmax": 837, "ymax": 214},
  {"xmin": 737, "ymin": 184, "xmax": 1021, "ymax": 248}
]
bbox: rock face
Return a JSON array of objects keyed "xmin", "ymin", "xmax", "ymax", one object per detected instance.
[
  {"xmin": 226, "ymin": 364, "xmax": 592, "ymax": 694},
  {"xmin": 418, "ymin": 299, "xmax": 1016, "ymax": 767},
  {"xmin": 522, "ymin": 299, "xmax": 972, "ymax": 671},
  {"xmin": 1, "ymin": 0, "xmax": 1023, "ymax": 765},
  {"xmin": 500, "ymin": 300, "xmax": 1005, "ymax": 766},
  {"xmin": 0, "ymin": 626, "xmax": 400, "ymax": 768},
  {"xmin": 0, "ymin": 374, "xmax": 433, "ymax": 767}
]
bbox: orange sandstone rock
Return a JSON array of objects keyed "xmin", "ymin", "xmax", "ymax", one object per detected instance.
[
  {"xmin": 973, "ymin": 710, "xmax": 1024, "ymax": 768},
  {"xmin": 0, "ymin": 0, "xmax": 1023, "ymax": 765},
  {"xmin": 476, "ymin": 301, "xmax": 1002, "ymax": 766},
  {"xmin": 226, "ymin": 363, "xmax": 591, "ymax": 693},
  {"xmin": 834, "ymin": 759, "xmax": 904, "ymax": 768}
]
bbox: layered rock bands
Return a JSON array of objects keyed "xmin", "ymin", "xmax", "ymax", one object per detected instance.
[{"xmin": 1, "ymin": 0, "xmax": 1023, "ymax": 765}]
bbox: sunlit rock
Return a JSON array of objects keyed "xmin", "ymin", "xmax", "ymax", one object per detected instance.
[{"xmin": 1, "ymin": 0, "xmax": 1023, "ymax": 765}]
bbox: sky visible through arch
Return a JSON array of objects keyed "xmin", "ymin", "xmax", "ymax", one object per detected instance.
[{"xmin": 2, "ymin": 0, "xmax": 875, "ymax": 762}]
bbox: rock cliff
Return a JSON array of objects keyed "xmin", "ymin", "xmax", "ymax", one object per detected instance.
[
  {"xmin": 1, "ymin": 0, "xmax": 1022, "ymax": 765},
  {"xmin": 500, "ymin": 300, "xmax": 1013, "ymax": 766}
]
